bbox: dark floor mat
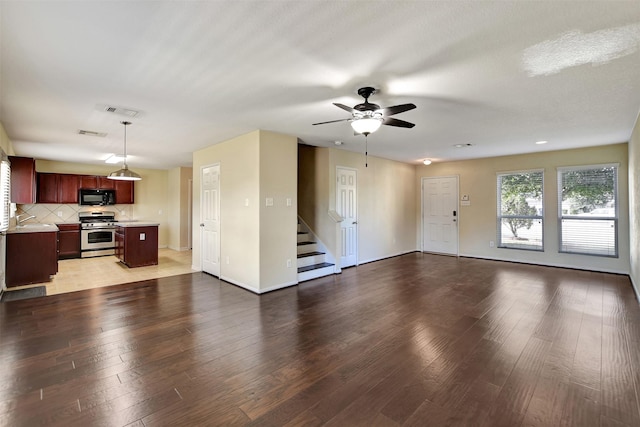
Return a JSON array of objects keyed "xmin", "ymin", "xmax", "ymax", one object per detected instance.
[{"xmin": 1, "ymin": 286, "xmax": 47, "ymax": 302}]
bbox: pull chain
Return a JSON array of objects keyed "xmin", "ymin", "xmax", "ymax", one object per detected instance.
[{"xmin": 365, "ymin": 136, "xmax": 368, "ymax": 168}]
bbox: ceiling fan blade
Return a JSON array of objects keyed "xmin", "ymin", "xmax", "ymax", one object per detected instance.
[
  {"xmin": 312, "ymin": 118, "xmax": 351, "ymax": 125},
  {"xmin": 379, "ymin": 103, "xmax": 416, "ymax": 116},
  {"xmin": 333, "ymin": 103, "xmax": 356, "ymax": 113},
  {"xmin": 383, "ymin": 117, "xmax": 415, "ymax": 128}
]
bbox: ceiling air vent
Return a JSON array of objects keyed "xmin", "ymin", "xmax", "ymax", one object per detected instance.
[
  {"xmin": 103, "ymin": 106, "xmax": 140, "ymax": 117},
  {"xmin": 78, "ymin": 130, "xmax": 107, "ymax": 137}
]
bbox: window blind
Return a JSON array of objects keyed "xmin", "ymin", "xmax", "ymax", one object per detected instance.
[{"xmin": 557, "ymin": 164, "xmax": 618, "ymax": 257}]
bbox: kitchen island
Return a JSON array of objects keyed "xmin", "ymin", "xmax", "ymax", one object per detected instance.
[{"xmin": 114, "ymin": 223, "xmax": 159, "ymax": 268}]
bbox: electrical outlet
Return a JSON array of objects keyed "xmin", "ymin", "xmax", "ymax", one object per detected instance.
[
  {"xmin": 489, "ymin": 241, "xmax": 494, "ymax": 247},
  {"xmin": 286, "ymin": 259, "xmax": 292, "ymax": 268},
  {"xmin": 140, "ymin": 233, "xmax": 146, "ymax": 241},
  {"xmin": 266, "ymin": 197, "xmax": 273, "ymax": 207},
  {"xmin": 57, "ymin": 211, "xmax": 63, "ymax": 217},
  {"xmin": 286, "ymin": 198, "xmax": 292, "ymax": 207}
]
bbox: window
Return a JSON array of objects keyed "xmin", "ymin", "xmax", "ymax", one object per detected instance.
[
  {"xmin": 497, "ymin": 170, "xmax": 544, "ymax": 251},
  {"xmin": 558, "ymin": 164, "xmax": 618, "ymax": 257}
]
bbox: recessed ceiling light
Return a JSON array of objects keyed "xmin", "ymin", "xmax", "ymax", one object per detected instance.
[
  {"xmin": 535, "ymin": 140, "xmax": 548, "ymax": 145},
  {"xmin": 423, "ymin": 159, "xmax": 432, "ymax": 165},
  {"xmin": 105, "ymin": 154, "xmax": 125, "ymax": 164},
  {"xmin": 453, "ymin": 143, "xmax": 473, "ymax": 148}
]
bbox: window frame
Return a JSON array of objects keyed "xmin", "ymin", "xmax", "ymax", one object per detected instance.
[
  {"xmin": 557, "ymin": 163, "xmax": 619, "ymax": 258},
  {"xmin": 496, "ymin": 168, "xmax": 545, "ymax": 252}
]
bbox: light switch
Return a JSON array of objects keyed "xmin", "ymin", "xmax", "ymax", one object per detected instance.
[
  {"xmin": 266, "ymin": 197, "xmax": 273, "ymax": 207},
  {"xmin": 286, "ymin": 198, "xmax": 292, "ymax": 207}
]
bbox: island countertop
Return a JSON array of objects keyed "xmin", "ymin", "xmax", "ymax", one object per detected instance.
[{"xmin": 115, "ymin": 222, "xmax": 160, "ymax": 228}]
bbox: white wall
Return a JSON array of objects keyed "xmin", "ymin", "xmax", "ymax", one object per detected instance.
[
  {"xmin": 629, "ymin": 115, "xmax": 639, "ymax": 296},
  {"xmin": 299, "ymin": 145, "xmax": 417, "ymax": 266},
  {"xmin": 417, "ymin": 144, "xmax": 630, "ymax": 274},
  {"xmin": 167, "ymin": 166, "xmax": 193, "ymax": 251},
  {"xmin": 192, "ymin": 130, "xmax": 298, "ymax": 293}
]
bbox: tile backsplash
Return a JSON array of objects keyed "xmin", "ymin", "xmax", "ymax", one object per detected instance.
[{"xmin": 16, "ymin": 204, "xmax": 134, "ymax": 224}]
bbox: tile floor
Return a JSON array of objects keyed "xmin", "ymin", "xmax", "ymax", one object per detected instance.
[{"xmin": 10, "ymin": 248, "xmax": 194, "ymax": 296}]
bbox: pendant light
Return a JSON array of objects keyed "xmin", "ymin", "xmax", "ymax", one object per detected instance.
[{"xmin": 108, "ymin": 121, "xmax": 141, "ymax": 181}]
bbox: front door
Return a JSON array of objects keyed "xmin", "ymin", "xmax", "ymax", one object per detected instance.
[
  {"xmin": 201, "ymin": 164, "xmax": 220, "ymax": 276},
  {"xmin": 336, "ymin": 167, "xmax": 357, "ymax": 267},
  {"xmin": 422, "ymin": 176, "xmax": 458, "ymax": 255}
]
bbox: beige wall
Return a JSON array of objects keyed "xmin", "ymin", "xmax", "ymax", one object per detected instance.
[
  {"xmin": 259, "ymin": 131, "xmax": 298, "ymax": 290},
  {"xmin": 167, "ymin": 166, "xmax": 193, "ymax": 251},
  {"xmin": 35, "ymin": 160, "xmax": 170, "ymax": 247},
  {"xmin": 193, "ymin": 130, "xmax": 297, "ymax": 293},
  {"xmin": 299, "ymin": 145, "xmax": 417, "ymax": 266},
  {"xmin": 629, "ymin": 116, "xmax": 639, "ymax": 295},
  {"xmin": 0, "ymin": 123, "xmax": 15, "ymax": 156},
  {"xmin": 417, "ymin": 144, "xmax": 630, "ymax": 274}
]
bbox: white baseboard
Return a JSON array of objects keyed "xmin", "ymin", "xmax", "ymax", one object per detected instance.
[
  {"xmin": 630, "ymin": 274, "xmax": 639, "ymax": 304},
  {"xmin": 168, "ymin": 246, "xmax": 192, "ymax": 252},
  {"xmin": 358, "ymin": 250, "xmax": 418, "ymax": 266},
  {"xmin": 458, "ymin": 253, "xmax": 629, "ymax": 275},
  {"xmin": 220, "ymin": 275, "xmax": 260, "ymax": 294},
  {"xmin": 258, "ymin": 280, "xmax": 298, "ymax": 294}
]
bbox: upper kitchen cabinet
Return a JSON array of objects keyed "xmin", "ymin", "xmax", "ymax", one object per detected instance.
[
  {"xmin": 9, "ymin": 156, "xmax": 36, "ymax": 204},
  {"xmin": 114, "ymin": 180, "xmax": 134, "ymax": 204},
  {"xmin": 37, "ymin": 173, "xmax": 79, "ymax": 204},
  {"xmin": 79, "ymin": 175, "xmax": 98, "ymax": 189}
]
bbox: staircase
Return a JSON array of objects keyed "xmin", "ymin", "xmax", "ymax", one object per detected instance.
[{"xmin": 297, "ymin": 222, "xmax": 335, "ymax": 282}]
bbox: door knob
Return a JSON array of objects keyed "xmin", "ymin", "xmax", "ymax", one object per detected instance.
[
  {"xmin": 200, "ymin": 223, "xmax": 204, "ymax": 227},
  {"xmin": 352, "ymin": 221, "xmax": 358, "ymax": 224}
]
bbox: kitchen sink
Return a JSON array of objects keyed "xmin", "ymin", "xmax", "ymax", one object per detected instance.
[{"xmin": 16, "ymin": 223, "xmax": 53, "ymax": 228}]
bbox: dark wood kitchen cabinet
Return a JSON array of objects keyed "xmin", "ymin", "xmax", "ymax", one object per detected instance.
[
  {"xmin": 57, "ymin": 223, "xmax": 81, "ymax": 259},
  {"xmin": 115, "ymin": 225, "xmax": 158, "ymax": 268},
  {"xmin": 37, "ymin": 173, "xmax": 79, "ymax": 204},
  {"xmin": 6, "ymin": 231, "xmax": 58, "ymax": 287},
  {"xmin": 36, "ymin": 173, "xmax": 58, "ymax": 203},
  {"xmin": 114, "ymin": 180, "xmax": 134, "ymax": 204},
  {"xmin": 9, "ymin": 156, "xmax": 36, "ymax": 204}
]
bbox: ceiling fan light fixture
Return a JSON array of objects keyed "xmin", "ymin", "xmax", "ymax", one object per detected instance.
[
  {"xmin": 108, "ymin": 121, "xmax": 142, "ymax": 181},
  {"xmin": 423, "ymin": 159, "xmax": 432, "ymax": 165},
  {"xmin": 351, "ymin": 117, "xmax": 382, "ymax": 135}
]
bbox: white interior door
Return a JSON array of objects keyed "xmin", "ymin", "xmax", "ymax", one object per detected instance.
[
  {"xmin": 336, "ymin": 167, "xmax": 357, "ymax": 267},
  {"xmin": 422, "ymin": 176, "xmax": 458, "ymax": 255},
  {"xmin": 201, "ymin": 164, "xmax": 220, "ymax": 276}
]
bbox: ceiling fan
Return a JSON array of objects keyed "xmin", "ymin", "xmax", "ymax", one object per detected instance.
[{"xmin": 313, "ymin": 87, "xmax": 416, "ymax": 135}]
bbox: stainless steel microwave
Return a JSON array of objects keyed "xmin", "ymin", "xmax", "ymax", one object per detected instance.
[{"xmin": 79, "ymin": 188, "xmax": 116, "ymax": 206}]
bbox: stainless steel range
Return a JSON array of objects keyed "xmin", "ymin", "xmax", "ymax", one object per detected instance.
[{"xmin": 79, "ymin": 211, "xmax": 117, "ymax": 258}]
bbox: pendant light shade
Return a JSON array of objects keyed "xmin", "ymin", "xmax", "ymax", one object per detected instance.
[
  {"xmin": 351, "ymin": 117, "xmax": 382, "ymax": 135},
  {"xmin": 108, "ymin": 121, "xmax": 141, "ymax": 181}
]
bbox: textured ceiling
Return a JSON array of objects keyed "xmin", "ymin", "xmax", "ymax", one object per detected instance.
[{"xmin": 1, "ymin": 1, "xmax": 639, "ymax": 169}]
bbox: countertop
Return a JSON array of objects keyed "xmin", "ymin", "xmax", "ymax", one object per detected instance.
[
  {"xmin": 7, "ymin": 224, "xmax": 60, "ymax": 234},
  {"xmin": 115, "ymin": 222, "xmax": 160, "ymax": 228}
]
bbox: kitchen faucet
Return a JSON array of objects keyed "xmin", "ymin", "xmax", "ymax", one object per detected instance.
[{"xmin": 16, "ymin": 214, "xmax": 36, "ymax": 225}]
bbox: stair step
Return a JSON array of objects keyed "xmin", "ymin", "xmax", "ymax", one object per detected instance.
[
  {"xmin": 297, "ymin": 251, "xmax": 325, "ymax": 258},
  {"xmin": 297, "ymin": 241, "xmax": 318, "ymax": 255},
  {"xmin": 297, "ymin": 262, "xmax": 334, "ymax": 274}
]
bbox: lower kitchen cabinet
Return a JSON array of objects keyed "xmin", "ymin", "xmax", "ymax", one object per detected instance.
[
  {"xmin": 57, "ymin": 223, "xmax": 81, "ymax": 259},
  {"xmin": 115, "ymin": 225, "xmax": 158, "ymax": 268},
  {"xmin": 6, "ymin": 231, "xmax": 58, "ymax": 287}
]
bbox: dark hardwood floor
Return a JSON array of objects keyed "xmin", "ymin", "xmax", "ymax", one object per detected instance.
[{"xmin": 1, "ymin": 253, "xmax": 639, "ymax": 426}]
